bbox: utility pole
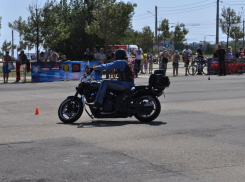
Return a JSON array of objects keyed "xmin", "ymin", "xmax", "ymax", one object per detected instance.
[
  {"xmin": 216, "ymin": 0, "xmax": 219, "ymax": 49},
  {"xmin": 36, "ymin": 8, "xmax": 39, "ymax": 61},
  {"xmin": 155, "ymin": 6, "xmax": 157, "ymax": 53},
  {"xmin": 242, "ymin": 7, "xmax": 244, "ymax": 48},
  {"xmin": 12, "ymin": 30, "xmax": 14, "ymax": 57}
]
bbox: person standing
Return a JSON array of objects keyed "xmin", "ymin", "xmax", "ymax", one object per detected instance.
[
  {"xmin": 197, "ymin": 44, "xmax": 204, "ymax": 75},
  {"xmin": 216, "ymin": 44, "xmax": 226, "ymax": 76},
  {"xmin": 107, "ymin": 51, "xmax": 115, "ymax": 79},
  {"xmin": 172, "ymin": 50, "xmax": 180, "ymax": 76},
  {"xmin": 160, "ymin": 47, "xmax": 169, "ymax": 75},
  {"xmin": 226, "ymin": 46, "xmax": 233, "ymax": 59},
  {"xmin": 2, "ymin": 50, "xmax": 12, "ymax": 83},
  {"xmin": 15, "ymin": 50, "xmax": 30, "ymax": 83},
  {"xmin": 83, "ymin": 51, "xmax": 93, "ymax": 61},
  {"xmin": 92, "ymin": 47, "xmax": 98, "ymax": 60},
  {"xmin": 182, "ymin": 45, "xmax": 192, "ymax": 76},
  {"xmin": 37, "ymin": 52, "xmax": 47, "ymax": 63},
  {"xmin": 132, "ymin": 44, "xmax": 143, "ymax": 78},
  {"xmin": 197, "ymin": 44, "xmax": 204, "ymax": 59},
  {"xmin": 96, "ymin": 48, "xmax": 106, "ymax": 78},
  {"xmin": 148, "ymin": 54, "xmax": 154, "ymax": 74},
  {"xmin": 143, "ymin": 54, "xmax": 148, "ymax": 74}
]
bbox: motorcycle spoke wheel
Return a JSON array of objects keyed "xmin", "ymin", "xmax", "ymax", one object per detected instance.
[
  {"xmin": 134, "ymin": 95, "xmax": 161, "ymax": 122},
  {"xmin": 58, "ymin": 98, "xmax": 83, "ymax": 124}
]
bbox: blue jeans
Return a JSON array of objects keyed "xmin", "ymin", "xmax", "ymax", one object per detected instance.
[
  {"xmin": 134, "ymin": 59, "xmax": 141, "ymax": 75},
  {"xmin": 95, "ymin": 80, "xmax": 127, "ymax": 104}
]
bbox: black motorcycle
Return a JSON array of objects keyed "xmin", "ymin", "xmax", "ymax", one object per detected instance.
[{"xmin": 58, "ymin": 69, "xmax": 170, "ymax": 123}]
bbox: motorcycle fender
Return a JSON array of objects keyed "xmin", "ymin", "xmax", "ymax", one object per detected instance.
[{"xmin": 67, "ymin": 96, "xmax": 85, "ymax": 112}]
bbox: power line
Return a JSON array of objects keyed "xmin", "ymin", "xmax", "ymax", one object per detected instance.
[
  {"xmin": 158, "ymin": 4, "xmax": 216, "ymax": 16},
  {"xmin": 158, "ymin": 0, "xmax": 207, "ymax": 8}
]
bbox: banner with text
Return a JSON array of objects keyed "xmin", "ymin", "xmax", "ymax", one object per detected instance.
[
  {"xmin": 31, "ymin": 61, "xmax": 100, "ymax": 82},
  {"xmin": 207, "ymin": 58, "xmax": 245, "ymax": 75}
]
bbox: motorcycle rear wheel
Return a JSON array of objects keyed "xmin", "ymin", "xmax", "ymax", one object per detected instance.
[
  {"xmin": 134, "ymin": 95, "xmax": 161, "ymax": 122},
  {"xmin": 58, "ymin": 98, "xmax": 83, "ymax": 124}
]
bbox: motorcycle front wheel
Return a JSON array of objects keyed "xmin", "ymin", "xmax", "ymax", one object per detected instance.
[
  {"xmin": 134, "ymin": 95, "xmax": 161, "ymax": 122},
  {"xmin": 58, "ymin": 98, "xmax": 83, "ymax": 124}
]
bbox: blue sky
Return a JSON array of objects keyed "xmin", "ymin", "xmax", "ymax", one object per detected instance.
[{"xmin": 0, "ymin": 0, "xmax": 244, "ymax": 56}]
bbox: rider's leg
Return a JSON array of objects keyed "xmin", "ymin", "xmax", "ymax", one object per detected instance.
[{"xmin": 88, "ymin": 80, "xmax": 127, "ymax": 108}]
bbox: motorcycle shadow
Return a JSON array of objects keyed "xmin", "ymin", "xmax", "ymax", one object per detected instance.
[{"xmin": 57, "ymin": 120, "xmax": 166, "ymax": 128}]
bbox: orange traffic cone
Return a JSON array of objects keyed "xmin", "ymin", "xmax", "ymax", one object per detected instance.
[{"xmin": 35, "ymin": 108, "xmax": 40, "ymax": 115}]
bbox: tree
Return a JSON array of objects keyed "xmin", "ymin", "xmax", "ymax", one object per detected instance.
[
  {"xmin": 230, "ymin": 26, "xmax": 243, "ymax": 54},
  {"xmin": 85, "ymin": 0, "xmax": 136, "ymax": 54},
  {"xmin": 0, "ymin": 16, "xmax": 2, "ymax": 36},
  {"xmin": 219, "ymin": 7, "xmax": 241, "ymax": 50},
  {"xmin": 170, "ymin": 23, "xmax": 189, "ymax": 51},
  {"xmin": 140, "ymin": 26, "xmax": 154, "ymax": 53},
  {"xmin": 204, "ymin": 43, "xmax": 215, "ymax": 55},
  {"xmin": 157, "ymin": 19, "xmax": 171, "ymax": 46},
  {"xmin": 9, "ymin": 0, "xmax": 70, "ymax": 54},
  {"xmin": 1, "ymin": 40, "xmax": 16, "ymax": 52}
]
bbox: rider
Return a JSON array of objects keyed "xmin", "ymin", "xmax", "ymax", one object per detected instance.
[{"xmin": 87, "ymin": 49, "xmax": 135, "ymax": 109}]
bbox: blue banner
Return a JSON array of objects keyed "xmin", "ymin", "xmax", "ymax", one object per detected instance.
[
  {"xmin": 207, "ymin": 58, "xmax": 245, "ymax": 75},
  {"xmin": 31, "ymin": 61, "xmax": 100, "ymax": 82}
]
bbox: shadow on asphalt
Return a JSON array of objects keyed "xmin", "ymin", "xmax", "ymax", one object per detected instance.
[{"xmin": 57, "ymin": 120, "xmax": 166, "ymax": 128}]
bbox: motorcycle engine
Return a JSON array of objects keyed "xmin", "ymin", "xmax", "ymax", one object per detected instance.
[
  {"xmin": 102, "ymin": 101, "xmax": 114, "ymax": 112},
  {"xmin": 114, "ymin": 95, "xmax": 127, "ymax": 113}
]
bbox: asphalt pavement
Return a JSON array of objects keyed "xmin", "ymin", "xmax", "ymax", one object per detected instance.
[{"xmin": 1, "ymin": 73, "xmax": 245, "ymax": 182}]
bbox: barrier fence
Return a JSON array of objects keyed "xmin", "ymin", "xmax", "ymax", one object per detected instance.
[{"xmin": 207, "ymin": 58, "xmax": 245, "ymax": 75}]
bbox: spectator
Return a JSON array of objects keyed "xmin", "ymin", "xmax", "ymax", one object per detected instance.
[
  {"xmin": 197, "ymin": 44, "xmax": 204, "ymax": 59},
  {"xmin": 235, "ymin": 47, "xmax": 243, "ymax": 58},
  {"xmin": 143, "ymin": 54, "xmax": 148, "ymax": 74},
  {"xmin": 132, "ymin": 44, "xmax": 143, "ymax": 78},
  {"xmin": 37, "ymin": 52, "xmax": 47, "ymax": 63},
  {"xmin": 49, "ymin": 52, "xmax": 59, "ymax": 62},
  {"xmin": 239, "ymin": 52, "xmax": 244, "ymax": 58},
  {"xmin": 160, "ymin": 47, "xmax": 169, "ymax": 75},
  {"xmin": 2, "ymin": 50, "xmax": 12, "ymax": 83},
  {"xmin": 92, "ymin": 47, "xmax": 98, "ymax": 60},
  {"xmin": 182, "ymin": 45, "xmax": 192, "ymax": 76},
  {"xmin": 60, "ymin": 55, "xmax": 69, "ymax": 62},
  {"xmin": 172, "ymin": 50, "xmax": 180, "ymax": 77},
  {"xmin": 226, "ymin": 46, "xmax": 233, "ymax": 59},
  {"xmin": 84, "ymin": 48, "xmax": 90, "ymax": 55},
  {"xmin": 96, "ymin": 48, "xmax": 106, "ymax": 77},
  {"xmin": 216, "ymin": 44, "xmax": 226, "ymax": 76},
  {"xmin": 15, "ymin": 50, "xmax": 30, "ymax": 83},
  {"xmin": 213, "ymin": 50, "xmax": 218, "ymax": 58},
  {"xmin": 107, "ymin": 51, "xmax": 115, "ymax": 79},
  {"xmin": 83, "ymin": 50, "xmax": 93, "ymax": 61},
  {"xmin": 148, "ymin": 54, "xmax": 153, "ymax": 74}
]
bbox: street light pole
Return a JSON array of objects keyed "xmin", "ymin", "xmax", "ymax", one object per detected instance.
[
  {"xmin": 155, "ymin": 6, "xmax": 157, "ymax": 53},
  {"xmin": 216, "ymin": 0, "xmax": 219, "ymax": 49},
  {"xmin": 242, "ymin": 7, "xmax": 244, "ymax": 48}
]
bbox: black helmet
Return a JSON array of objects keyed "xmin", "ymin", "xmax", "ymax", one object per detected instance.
[{"xmin": 115, "ymin": 49, "xmax": 127, "ymax": 60}]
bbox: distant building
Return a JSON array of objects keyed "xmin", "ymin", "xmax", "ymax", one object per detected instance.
[{"xmin": 153, "ymin": 38, "xmax": 174, "ymax": 51}]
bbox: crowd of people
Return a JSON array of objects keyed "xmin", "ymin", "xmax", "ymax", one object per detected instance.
[{"xmin": 2, "ymin": 45, "xmax": 245, "ymax": 83}]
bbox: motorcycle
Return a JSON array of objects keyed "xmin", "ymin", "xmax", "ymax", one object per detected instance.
[{"xmin": 58, "ymin": 69, "xmax": 170, "ymax": 123}]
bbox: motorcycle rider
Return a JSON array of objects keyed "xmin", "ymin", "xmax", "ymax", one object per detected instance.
[{"xmin": 87, "ymin": 49, "xmax": 135, "ymax": 109}]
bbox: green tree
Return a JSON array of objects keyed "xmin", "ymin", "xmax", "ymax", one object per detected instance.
[
  {"xmin": 157, "ymin": 19, "xmax": 171, "ymax": 46},
  {"xmin": 85, "ymin": 0, "xmax": 136, "ymax": 54},
  {"xmin": 140, "ymin": 26, "xmax": 154, "ymax": 53},
  {"xmin": 1, "ymin": 40, "xmax": 16, "ymax": 52},
  {"xmin": 230, "ymin": 26, "xmax": 243, "ymax": 54},
  {"xmin": 170, "ymin": 23, "xmax": 189, "ymax": 51},
  {"xmin": 219, "ymin": 7, "xmax": 241, "ymax": 50},
  {"xmin": 204, "ymin": 43, "xmax": 215, "ymax": 54},
  {"xmin": 9, "ymin": 0, "xmax": 70, "ymax": 54}
]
